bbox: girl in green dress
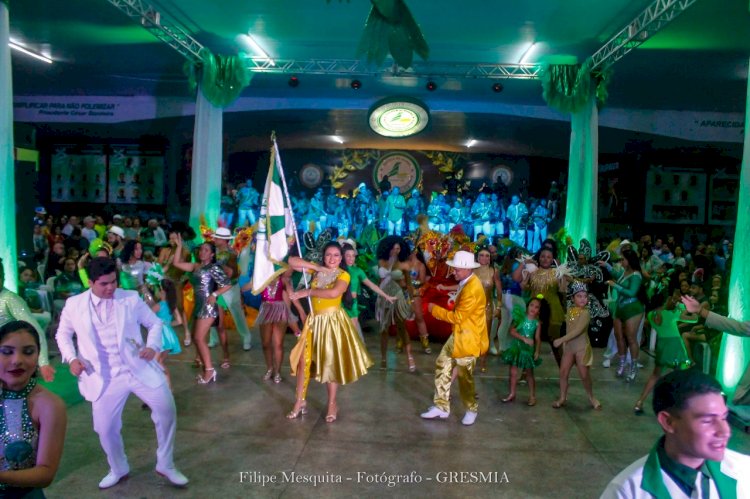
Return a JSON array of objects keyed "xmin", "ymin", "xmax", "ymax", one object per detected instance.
[
  {"xmin": 501, "ymin": 297, "xmax": 543, "ymax": 406},
  {"xmin": 633, "ymin": 289, "xmax": 696, "ymax": 414}
]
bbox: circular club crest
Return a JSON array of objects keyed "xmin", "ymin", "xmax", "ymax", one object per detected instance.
[
  {"xmin": 373, "ymin": 152, "xmax": 421, "ymax": 193},
  {"xmin": 491, "ymin": 165, "xmax": 514, "ymax": 186},
  {"xmin": 299, "ymin": 164, "xmax": 323, "ymax": 188},
  {"xmin": 368, "ymin": 97, "xmax": 430, "ymax": 138}
]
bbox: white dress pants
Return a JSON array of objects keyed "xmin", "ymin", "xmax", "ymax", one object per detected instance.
[{"xmin": 92, "ymin": 372, "xmax": 176, "ymax": 475}]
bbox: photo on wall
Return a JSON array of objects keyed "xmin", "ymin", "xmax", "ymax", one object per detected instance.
[
  {"xmin": 50, "ymin": 145, "xmax": 107, "ymax": 203},
  {"xmin": 108, "ymin": 146, "xmax": 165, "ymax": 205}
]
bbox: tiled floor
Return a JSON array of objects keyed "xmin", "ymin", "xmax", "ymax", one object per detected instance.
[{"xmin": 47, "ymin": 325, "xmax": 750, "ymax": 498}]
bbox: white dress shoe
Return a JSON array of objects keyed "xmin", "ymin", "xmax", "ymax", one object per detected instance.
[
  {"xmin": 462, "ymin": 411, "xmax": 477, "ymax": 426},
  {"xmin": 420, "ymin": 406, "xmax": 449, "ymax": 419},
  {"xmin": 98, "ymin": 470, "xmax": 128, "ymax": 489},
  {"xmin": 156, "ymin": 467, "xmax": 189, "ymax": 486}
]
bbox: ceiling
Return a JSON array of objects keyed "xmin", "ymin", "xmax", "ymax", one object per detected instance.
[{"xmin": 8, "ymin": 0, "xmax": 750, "ymax": 156}]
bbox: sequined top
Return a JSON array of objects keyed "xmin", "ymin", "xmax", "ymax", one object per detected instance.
[
  {"xmin": 119, "ymin": 260, "xmax": 151, "ymax": 290},
  {"xmin": 262, "ymin": 278, "xmax": 284, "ymax": 302},
  {"xmin": 311, "ymin": 269, "xmax": 349, "ymax": 312},
  {"xmin": 191, "ymin": 263, "xmax": 231, "ymax": 319},
  {"xmin": 0, "ymin": 379, "xmax": 39, "ymax": 479},
  {"xmin": 0, "ymin": 290, "xmax": 49, "ymax": 367}
]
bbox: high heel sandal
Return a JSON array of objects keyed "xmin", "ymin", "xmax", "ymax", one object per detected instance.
[
  {"xmin": 197, "ymin": 368, "xmax": 216, "ymax": 384},
  {"xmin": 286, "ymin": 400, "xmax": 308, "ymax": 419},
  {"xmin": 501, "ymin": 394, "xmax": 516, "ymax": 403},
  {"xmin": 407, "ymin": 355, "xmax": 416, "ymax": 373},
  {"xmin": 590, "ymin": 398, "xmax": 603, "ymax": 411},
  {"xmin": 552, "ymin": 398, "xmax": 567, "ymax": 409},
  {"xmin": 262, "ymin": 369, "xmax": 273, "ymax": 381},
  {"xmin": 220, "ymin": 359, "xmax": 231, "ymax": 369},
  {"xmin": 273, "ymin": 373, "xmax": 282, "ymax": 384},
  {"xmin": 633, "ymin": 400, "xmax": 644, "ymax": 415},
  {"xmin": 325, "ymin": 404, "xmax": 338, "ymax": 423},
  {"xmin": 527, "ymin": 396, "xmax": 537, "ymax": 407}
]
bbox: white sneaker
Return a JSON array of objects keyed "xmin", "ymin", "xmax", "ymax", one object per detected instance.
[
  {"xmin": 98, "ymin": 470, "xmax": 128, "ymax": 489},
  {"xmin": 243, "ymin": 336, "xmax": 252, "ymax": 351},
  {"xmin": 602, "ymin": 358, "xmax": 611, "ymax": 368},
  {"xmin": 462, "ymin": 411, "xmax": 478, "ymax": 426},
  {"xmin": 420, "ymin": 406, "xmax": 449, "ymax": 419},
  {"xmin": 156, "ymin": 467, "xmax": 189, "ymax": 486}
]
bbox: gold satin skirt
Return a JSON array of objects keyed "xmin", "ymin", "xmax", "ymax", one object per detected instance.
[{"xmin": 290, "ymin": 307, "xmax": 373, "ymax": 385}]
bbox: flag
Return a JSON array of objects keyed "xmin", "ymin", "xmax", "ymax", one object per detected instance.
[{"xmin": 251, "ymin": 142, "xmax": 292, "ymax": 294}]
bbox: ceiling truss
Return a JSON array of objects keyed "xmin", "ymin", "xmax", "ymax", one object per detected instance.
[{"xmin": 589, "ymin": 0, "xmax": 700, "ymax": 72}]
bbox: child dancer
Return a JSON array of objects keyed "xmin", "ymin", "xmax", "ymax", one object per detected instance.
[
  {"xmin": 501, "ymin": 297, "xmax": 543, "ymax": 406},
  {"xmin": 552, "ymin": 281, "xmax": 601, "ymax": 410},
  {"xmin": 152, "ymin": 278, "xmax": 183, "ymax": 389},
  {"xmin": 633, "ymin": 289, "xmax": 695, "ymax": 414}
]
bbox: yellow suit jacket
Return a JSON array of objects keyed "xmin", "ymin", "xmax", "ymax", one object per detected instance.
[{"xmin": 431, "ymin": 274, "xmax": 488, "ymax": 358}]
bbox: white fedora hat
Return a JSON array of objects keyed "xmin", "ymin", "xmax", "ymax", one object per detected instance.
[
  {"xmin": 446, "ymin": 250, "xmax": 480, "ymax": 269},
  {"xmin": 214, "ymin": 227, "xmax": 234, "ymax": 240},
  {"xmin": 108, "ymin": 226, "xmax": 125, "ymax": 239}
]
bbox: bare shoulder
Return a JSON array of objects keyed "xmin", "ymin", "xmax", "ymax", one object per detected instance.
[{"xmin": 29, "ymin": 386, "xmax": 66, "ymax": 419}]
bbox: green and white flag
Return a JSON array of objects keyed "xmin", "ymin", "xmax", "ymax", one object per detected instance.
[{"xmin": 251, "ymin": 142, "xmax": 292, "ymax": 294}]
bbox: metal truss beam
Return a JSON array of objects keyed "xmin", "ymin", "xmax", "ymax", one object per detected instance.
[
  {"xmin": 105, "ymin": 0, "xmax": 205, "ymax": 63},
  {"xmin": 246, "ymin": 58, "xmax": 542, "ymax": 79},
  {"xmin": 589, "ymin": 0, "xmax": 699, "ymax": 72}
]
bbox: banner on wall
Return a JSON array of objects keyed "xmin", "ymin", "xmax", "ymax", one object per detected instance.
[
  {"xmin": 108, "ymin": 146, "xmax": 165, "ymax": 205},
  {"xmin": 51, "ymin": 145, "xmax": 107, "ymax": 203},
  {"xmin": 14, "ymin": 96, "xmax": 746, "ymax": 144}
]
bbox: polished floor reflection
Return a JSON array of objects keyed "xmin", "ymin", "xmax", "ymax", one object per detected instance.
[{"xmin": 47, "ymin": 324, "xmax": 750, "ymax": 499}]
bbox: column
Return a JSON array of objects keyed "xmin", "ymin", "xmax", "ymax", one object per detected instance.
[
  {"xmin": 0, "ymin": 1, "xmax": 18, "ymax": 291},
  {"xmin": 564, "ymin": 90, "xmax": 599, "ymax": 246},
  {"xmin": 188, "ymin": 86, "xmax": 223, "ymax": 238}
]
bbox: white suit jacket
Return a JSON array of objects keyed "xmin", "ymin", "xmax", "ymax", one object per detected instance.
[{"xmin": 55, "ymin": 289, "xmax": 164, "ymax": 402}]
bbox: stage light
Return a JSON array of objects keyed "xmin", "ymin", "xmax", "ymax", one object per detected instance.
[
  {"xmin": 518, "ymin": 42, "xmax": 537, "ymax": 64},
  {"xmin": 241, "ymin": 33, "xmax": 275, "ymax": 66},
  {"xmin": 492, "ymin": 82, "xmax": 504, "ymax": 93},
  {"xmin": 8, "ymin": 40, "xmax": 53, "ymax": 64},
  {"xmin": 288, "ymin": 76, "xmax": 299, "ymax": 87},
  {"xmin": 351, "ymin": 80, "xmax": 362, "ymax": 90},
  {"xmin": 426, "ymin": 81, "xmax": 437, "ymax": 91},
  {"xmin": 466, "ymin": 139, "xmax": 477, "ymax": 148}
]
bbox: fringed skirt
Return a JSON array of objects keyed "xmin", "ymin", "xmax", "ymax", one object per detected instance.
[
  {"xmin": 375, "ymin": 280, "xmax": 413, "ymax": 326},
  {"xmin": 290, "ymin": 307, "xmax": 373, "ymax": 385},
  {"xmin": 256, "ymin": 301, "xmax": 289, "ymax": 325}
]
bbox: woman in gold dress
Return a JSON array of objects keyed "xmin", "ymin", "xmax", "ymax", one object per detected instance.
[
  {"xmin": 287, "ymin": 242, "xmax": 373, "ymax": 423},
  {"xmin": 474, "ymin": 248, "xmax": 502, "ymax": 372},
  {"xmin": 523, "ymin": 247, "xmax": 565, "ymax": 365}
]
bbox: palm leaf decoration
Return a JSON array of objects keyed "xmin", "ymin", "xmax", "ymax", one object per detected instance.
[{"xmin": 356, "ymin": 0, "xmax": 429, "ymax": 69}]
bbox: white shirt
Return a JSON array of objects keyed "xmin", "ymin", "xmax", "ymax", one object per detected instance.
[{"xmin": 90, "ymin": 293, "xmax": 126, "ymax": 378}]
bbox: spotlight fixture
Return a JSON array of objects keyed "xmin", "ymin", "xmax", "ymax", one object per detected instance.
[
  {"xmin": 288, "ymin": 76, "xmax": 299, "ymax": 87},
  {"xmin": 350, "ymin": 79, "xmax": 362, "ymax": 90},
  {"xmin": 492, "ymin": 82, "xmax": 504, "ymax": 93},
  {"xmin": 8, "ymin": 40, "xmax": 53, "ymax": 64},
  {"xmin": 425, "ymin": 81, "xmax": 437, "ymax": 92}
]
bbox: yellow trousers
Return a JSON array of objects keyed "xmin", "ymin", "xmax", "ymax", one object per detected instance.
[{"xmin": 433, "ymin": 336, "xmax": 478, "ymax": 413}]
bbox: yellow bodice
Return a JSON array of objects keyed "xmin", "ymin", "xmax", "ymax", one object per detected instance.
[{"xmin": 311, "ymin": 269, "xmax": 350, "ymax": 312}]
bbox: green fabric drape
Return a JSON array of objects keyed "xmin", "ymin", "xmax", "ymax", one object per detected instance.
[
  {"xmin": 541, "ymin": 59, "xmax": 611, "ymax": 114},
  {"xmin": 1, "ymin": 1, "xmax": 18, "ymax": 292},
  {"xmin": 716, "ymin": 57, "xmax": 750, "ymax": 403},
  {"xmin": 186, "ymin": 49, "xmax": 251, "ymax": 108},
  {"xmin": 564, "ymin": 90, "xmax": 599, "ymax": 246}
]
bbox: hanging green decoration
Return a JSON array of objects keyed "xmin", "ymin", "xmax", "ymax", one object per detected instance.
[
  {"xmin": 356, "ymin": 0, "xmax": 429, "ymax": 69},
  {"xmin": 541, "ymin": 58, "xmax": 612, "ymax": 114},
  {"xmin": 185, "ymin": 49, "xmax": 251, "ymax": 108}
]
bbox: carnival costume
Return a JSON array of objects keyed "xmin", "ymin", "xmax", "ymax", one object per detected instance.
[
  {"xmin": 0, "ymin": 378, "xmax": 43, "ymax": 498},
  {"xmin": 528, "ymin": 267, "xmax": 564, "ymax": 340},
  {"xmin": 649, "ymin": 306, "xmax": 694, "ymax": 369},
  {"xmin": 191, "ymin": 264, "xmax": 231, "ymax": 320},
  {"xmin": 502, "ymin": 317, "xmax": 541, "ymax": 369},
  {"xmin": 256, "ymin": 278, "xmax": 289, "ymax": 325},
  {"xmin": 290, "ymin": 269, "xmax": 373, "ymax": 399},
  {"xmin": 156, "ymin": 301, "xmax": 182, "ymax": 355},
  {"xmin": 559, "ymin": 305, "xmax": 593, "ymax": 366}
]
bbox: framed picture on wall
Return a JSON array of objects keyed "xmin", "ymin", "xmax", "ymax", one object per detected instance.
[
  {"xmin": 708, "ymin": 173, "xmax": 738, "ymax": 225},
  {"xmin": 108, "ymin": 146, "xmax": 165, "ymax": 204},
  {"xmin": 643, "ymin": 166, "xmax": 706, "ymax": 224},
  {"xmin": 50, "ymin": 145, "xmax": 107, "ymax": 203}
]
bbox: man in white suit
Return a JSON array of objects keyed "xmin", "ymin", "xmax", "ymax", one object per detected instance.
[{"xmin": 56, "ymin": 257, "xmax": 188, "ymax": 489}]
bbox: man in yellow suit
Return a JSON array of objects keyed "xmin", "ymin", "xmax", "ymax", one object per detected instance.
[{"xmin": 421, "ymin": 251, "xmax": 488, "ymax": 425}]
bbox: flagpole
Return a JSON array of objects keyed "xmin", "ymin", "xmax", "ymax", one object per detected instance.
[{"xmin": 271, "ymin": 134, "xmax": 313, "ymax": 311}]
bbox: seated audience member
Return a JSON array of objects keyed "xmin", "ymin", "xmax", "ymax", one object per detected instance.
[
  {"xmin": 53, "ymin": 258, "xmax": 83, "ymax": 312},
  {"xmin": 18, "ymin": 266, "xmax": 52, "ymax": 332},
  {"xmin": 601, "ymin": 368, "xmax": 750, "ymax": 498}
]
